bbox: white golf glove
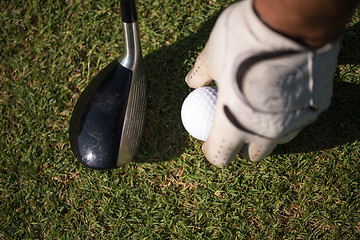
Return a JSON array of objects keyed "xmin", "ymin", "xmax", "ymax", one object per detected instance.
[{"xmin": 185, "ymin": 0, "xmax": 341, "ymax": 166}]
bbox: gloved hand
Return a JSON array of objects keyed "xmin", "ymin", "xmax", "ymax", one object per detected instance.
[{"xmin": 185, "ymin": 0, "xmax": 341, "ymax": 166}]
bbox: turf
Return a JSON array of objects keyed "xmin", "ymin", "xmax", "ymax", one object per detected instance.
[{"xmin": 1, "ymin": 0, "xmax": 360, "ymax": 239}]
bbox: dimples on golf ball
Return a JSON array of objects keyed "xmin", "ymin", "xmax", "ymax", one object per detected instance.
[{"xmin": 181, "ymin": 86, "xmax": 217, "ymax": 141}]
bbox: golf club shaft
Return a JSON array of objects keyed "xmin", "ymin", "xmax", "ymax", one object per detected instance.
[
  {"xmin": 121, "ymin": 0, "xmax": 137, "ymax": 23},
  {"xmin": 119, "ymin": 22, "xmax": 142, "ymax": 71}
]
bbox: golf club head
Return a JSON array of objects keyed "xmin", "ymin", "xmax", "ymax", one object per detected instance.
[{"xmin": 69, "ymin": 4, "xmax": 146, "ymax": 170}]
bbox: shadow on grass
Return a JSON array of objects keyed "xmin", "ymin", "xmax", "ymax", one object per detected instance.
[
  {"xmin": 134, "ymin": 13, "xmax": 220, "ymax": 164},
  {"xmin": 136, "ymin": 17, "xmax": 360, "ymax": 163},
  {"xmin": 275, "ymin": 22, "xmax": 360, "ymax": 155},
  {"xmin": 274, "ymin": 80, "xmax": 360, "ymax": 155}
]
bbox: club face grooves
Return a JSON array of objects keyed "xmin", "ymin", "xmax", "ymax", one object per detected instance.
[
  {"xmin": 117, "ymin": 68, "xmax": 146, "ymax": 167},
  {"xmin": 69, "ymin": 60, "xmax": 133, "ymax": 169}
]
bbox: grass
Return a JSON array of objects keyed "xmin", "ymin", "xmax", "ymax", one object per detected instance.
[{"xmin": 1, "ymin": 0, "xmax": 359, "ymax": 239}]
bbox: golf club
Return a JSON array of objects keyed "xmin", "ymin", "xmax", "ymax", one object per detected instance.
[{"xmin": 69, "ymin": 0, "xmax": 146, "ymax": 170}]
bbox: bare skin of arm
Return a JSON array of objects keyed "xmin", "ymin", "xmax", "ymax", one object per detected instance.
[{"xmin": 254, "ymin": 0, "xmax": 360, "ymax": 48}]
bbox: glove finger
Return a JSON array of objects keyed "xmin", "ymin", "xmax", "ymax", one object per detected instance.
[
  {"xmin": 242, "ymin": 130, "xmax": 300, "ymax": 162},
  {"xmin": 185, "ymin": 50, "xmax": 214, "ymax": 89},
  {"xmin": 277, "ymin": 130, "xmax": 300, "ymax": 144},
  {"xmin": 248, "ymin": 137, "xmax": 278, "ymax": 162},
  {"xmin": 202, "ymin": 101, "xmax": 246, "ymax": 166}
]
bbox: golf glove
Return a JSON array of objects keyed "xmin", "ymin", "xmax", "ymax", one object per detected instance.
[{"xmin": 185, "ymin": 0, "xmax": 341, "ymax": 166}]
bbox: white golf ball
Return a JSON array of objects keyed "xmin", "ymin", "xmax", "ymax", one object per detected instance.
[{"xmin": 181, "ymin": 86, "xmax": 217, "ymax": 141}]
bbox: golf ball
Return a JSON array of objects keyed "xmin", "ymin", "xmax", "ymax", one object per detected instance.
[{"xmin": 181, "ymin": 86, "xmax": 217, "ymax": 141}]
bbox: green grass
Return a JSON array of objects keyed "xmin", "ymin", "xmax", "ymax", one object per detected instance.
[{"xmin": 1, "ymin": 0, "xmax": 360, "ymax": 239}]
